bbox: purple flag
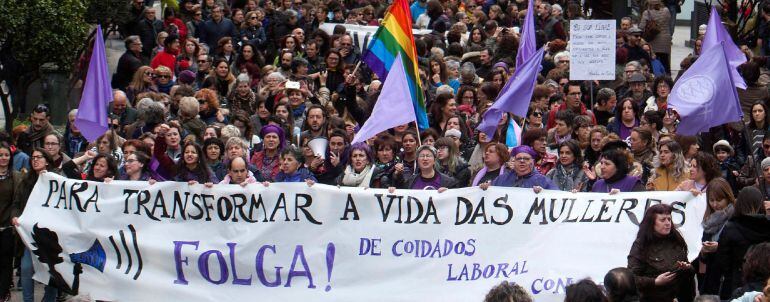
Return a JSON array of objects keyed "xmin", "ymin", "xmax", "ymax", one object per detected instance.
[
  {"xmin": 351, "ymin": 53, "xmax": 417, "ymax": 144},
  {"xmin": 477, "ymin": 47, "xmax": 545, "ymax": 137},
  {"xmin": 515, "ymin": 0, "xmax": 536, "ymax": 69},
  {"xmin": 75, "ymin": 25, "xmax": 113, "ymax": 142},
  {"xmin": 668, "ymin": 43, "xmax": 743, "ymax": 135},
  {"xmin": 702, "ymin": 6, "xmax": 747, "ymax": 89}
]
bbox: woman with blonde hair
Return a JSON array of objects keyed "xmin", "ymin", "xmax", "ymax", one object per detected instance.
[
  {"xmin": 648, "ymin": 140, "xmax": 689, "ymax": 191},
  {"xmin": 126, "ymin": 66, "xmax": 159, "ymax": 104}
]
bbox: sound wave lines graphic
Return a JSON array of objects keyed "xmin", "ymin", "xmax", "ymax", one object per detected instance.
[{"xmin": 107, "ymin": 224, "xmax": 143, "ymax": 280}]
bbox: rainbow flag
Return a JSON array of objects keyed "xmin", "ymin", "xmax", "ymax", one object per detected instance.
[{"xmin": 362, "ymin": 0, "xmax": 428, "ymax": 129}]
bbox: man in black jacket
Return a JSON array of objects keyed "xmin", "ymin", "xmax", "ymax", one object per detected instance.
[
  {"xmin": 136, "ymin": 8, "xmax": 164, "ymax": 61},
  {"xmin": 112, "ymin": 36, "xmax": 144, "ymax": 90}
]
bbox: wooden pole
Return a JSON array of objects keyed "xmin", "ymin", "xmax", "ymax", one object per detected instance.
[
  {"xmin": 414, "ymin": 120, "xmax": 422, "ymax": 146},
  {"xmin": 351, "ymin": 61, "xmax": 362, "ymax": 76}
]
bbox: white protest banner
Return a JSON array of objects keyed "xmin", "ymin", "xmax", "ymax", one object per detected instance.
[
  {"xmin": 569, "ymin": 20, "xmax": 616, "ymax": 80},
  {"xmin": 17, "ymin": 173, "xmax": 705, "ymax": 301}
]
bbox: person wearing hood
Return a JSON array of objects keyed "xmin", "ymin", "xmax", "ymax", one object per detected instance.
[
  {"xmin": 484, "ymin": 145, "xmax": 557, "ymax": 193},
  {"xmin": 715, "ymin": 186, "xmax": 770, "ymax": 299},
  {"xmin": 150, "ymin": 33, "xmax": 180, "ymax": 78},
  {"xmin": 546, "ymin": 81, "xmax": 597, "ymax": 129}
]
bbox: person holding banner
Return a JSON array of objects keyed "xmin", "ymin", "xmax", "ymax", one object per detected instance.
[
  {"xmin": 251, "ymin": 125, "xmax": 286, "ymax": 181},
  {"xmin": 676, "ymin": 152, "xmax": 721, "ymax": 195},
  {"xmin": 0, "ymin": 144, "xmax": 21, "ymax": 302},
  {"xmin": 119, "ymin": 151, "xmax": 155, "ymax": 181},
  {"xmin": 485, "ymin": 145, "xmax": 557, "ymax": 192},
  {"xmin": 335, "ymin": 142, "xmax": 376, "ymax": 187},
  {"xmin": 546, "ymin": 140, "xmax": 589, "ymax": 192},
  {"xmin": 174, "ymin": 141, "xmax": 219, "ymax": 185},
  {"xmin": 11, "ymin": 148, "xmax": 58, "ymax": 302},
  {"xmin": 370, "ymin": 134, "xmax": 400, "ymax": 189},
  {"xmin": 391, "ymin": 145, "xmax": 457, "ymax": 191},
  {"xmin": 62, "ymin": 150, "xmax": 119, "ymax": 182},
  {"xmin": 219, "ymin": 156, "xmax": 259, "ymax": 186},
  {"xmin": 592, "ymin": 148, "xmax": 645, "ymax": 193},
  {"xmin": 627, "ymin": 204, "xmax": 695, "ymax": 302},
  {"xmin": 274, "ymin": 146, "xmax": 317, "ymax": 184},
  {"xmin": 435, "ymin": 137, "xmax": 471, "ymax": 187},
  {"xmin": 471, "ymin": 142, "xmax": 509, "ymax": 187}
]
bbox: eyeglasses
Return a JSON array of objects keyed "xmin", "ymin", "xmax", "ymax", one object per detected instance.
[
  {"xmin": 156, "ymin": 75, "xmax": 171, "ymax": 79},
  {"xmin": 513, "ymin": 157, "xmax": 532, "ymax": 162},
  {"xmin": 111, "ymin": 124, "xmax": 120, "ymax": 129},
  {"xmin": 418, "ymin": 154, "xmax": 434, "ymax": 158},
  {"xmin": 44, "ymin": 142, "xmax": 59, "ymax": 146},
  {"xmin": 31, "ymin": 155, "xmax": 44, "ymax": 160},
  {"xmin": 532, "ymin": 112, "xmax": 542, "ymax": 117},
  {"xmin": 198, "ymin": 99, "xmax": 207, "ymax": 104},
  {"xmin": 195, "ymin": 12, "xmax": 202, "ymax": 16},
  {"xmin": 557, "ymin": 60, "xmax": 570, "ymax": 64},
  {"xmin": 250, "ymin": 16, "xmax": 258, "ymax": 19},
  {"xmin": 144, "ymin": 71, "xmax": 153, "ymax": 76},
  {"xmin": 125, "ymin": 159, "xmax": 138, "ymax": 164},
  {"xmin": 197, "ymin": 60, "xmax": 207, "ymax": 63}
]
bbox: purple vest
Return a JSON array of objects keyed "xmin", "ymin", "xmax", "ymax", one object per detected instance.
[{"xmin": 592, "ymin": 175, "xmax": 641, "ymax": 192}]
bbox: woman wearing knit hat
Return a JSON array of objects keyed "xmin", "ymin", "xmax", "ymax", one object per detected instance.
[
  {"xmin": 713, "ymin": 139, "xmax": 741, "ymax": 193},
  {"xmin": 481, "ymin": 145, "xmax": 557, "ymax": 193}
]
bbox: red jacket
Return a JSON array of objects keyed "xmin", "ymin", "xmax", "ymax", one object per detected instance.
[
  {"xmin": 546, "ymin": 102, "xmax": 597, "ymax": 129},
  {"xmin": 163, "ymin": 17, "xmax": 188, "ymax": 41},
  {"xmin": 150, "ymin": 50, "xmax": 177, "ymax": 77}
]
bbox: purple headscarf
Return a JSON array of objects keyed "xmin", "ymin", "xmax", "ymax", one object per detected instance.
[
  {"xmin": 510, "ymin": 145, "xmax": 538, "ymax": 159},
  {"xmin": 260, "ymin": 124, "xmax": 286, "ymax": 150}
]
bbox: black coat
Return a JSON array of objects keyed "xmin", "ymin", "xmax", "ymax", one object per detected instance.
[
  {"xmin": 136, "ymin": 18, "xmax": 164, "ymax": 59},
  {"xmin": 397, "ymin": 171, "xmax": 459, "ymax": 189},
  {"xmin": 715, "ymin": 214, "xmax": 770, "ymax": 299},
  {"xmin": 627, "ymin": 237, "xmax": 695, "ymax": 302},
  {"xmin": 112, "ymin": 51, "xmax": 144, "ymax": 90}
]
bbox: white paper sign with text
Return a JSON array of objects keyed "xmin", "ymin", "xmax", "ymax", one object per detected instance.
[{"xmin": 569, "ymin": 20, "xmax": 617, "ymax": 80}]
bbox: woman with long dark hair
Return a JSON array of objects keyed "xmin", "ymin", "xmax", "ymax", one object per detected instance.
[
  {"xmin": 676, "ymin": 151, "xmax": 721, "ymax": 195},
  {"xmin": 203, "ymin": 58, "xmax": 237, "ymax": 98},
  {"xmin": 175, "ymin": 141, "xmax": 218, "ymax": 184},
  {"xmin": 0, "ymin": 143, "xmax": 21, "ymax": 302},
  {"xmin": 429, "ymin": 93, "xmax": 457, "ymax": 133},
  {"xmin": 627, "ymin": 204, "xmax": 695, "ymax": 301},
  {"xmin": 747, "ymin": 101, "xmax": 770, "ymax": 153},
  {"xmin": 715, "ymin": 186, "xmax": 770, "ymax": 298},
  {"xmin": 11, "ymin": 148, "xmax": 58, "ymax": 302},
  {"xmin": 547, "ymin": 140, "xmax": 588, "ymax": 192},
  {"xmin": 607, "ymin": 98, "xmax": 640, "ymax": 140}
]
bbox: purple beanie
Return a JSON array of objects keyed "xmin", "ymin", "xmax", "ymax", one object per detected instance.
[
  {"xmin": 178, "ymin": 70, "xmax": 196, "ymax": 85},
  {"xmin": 510, "ymin": 145, "xmax": 537, "ymax": 158},
  {"xmin": 260, "ymin": 124, "xmax": 286, "ymax": 149}
]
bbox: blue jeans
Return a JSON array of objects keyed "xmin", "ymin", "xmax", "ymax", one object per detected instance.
[{"xmin": 20, "ymin": 249, "xmax": 58, "ymax": 302}]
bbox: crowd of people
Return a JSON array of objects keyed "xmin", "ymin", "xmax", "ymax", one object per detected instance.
[{"xmin": 2, "ymin": 0, "xmax": 770, "ymax": 300}]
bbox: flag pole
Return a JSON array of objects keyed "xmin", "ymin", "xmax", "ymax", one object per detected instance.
[
  {"xmin": 414, "ymin": 120, "xmax": 422, "ymax": 145},
  {"xmin": 352, "ymin": 61, "xmax": 362, "ymax": 76}
]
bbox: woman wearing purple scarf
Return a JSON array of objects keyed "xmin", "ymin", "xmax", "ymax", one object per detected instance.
[
  {"xmin": 481, "ymin": 145, "xmax": 558, "ymax": 193},
  {"xmin": 592, "ymin": 148, "xmax": 645, "ymax": 193}
]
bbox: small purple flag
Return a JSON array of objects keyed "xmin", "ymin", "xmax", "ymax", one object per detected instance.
[
  {"xmin": 703, "ymin": 6, "xmax": 747, "ymax": 89},
  {"xmin": 351, "ymin": 53, "xmax": 417, "ymax": 144},
  {"xmin": 515, "ymin": 0, "xmax": 536, "ymax": 70},
  {"xmin": 668, "ymin": 43, "xmax": 743, "ymax": 135},
  {"xmin": 477, "ymin": 47, "xmax": 545, "ymax": 137},
  {"xmin": 75, "ymin": 25, "xmax": 113, "ymax": 142}
]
